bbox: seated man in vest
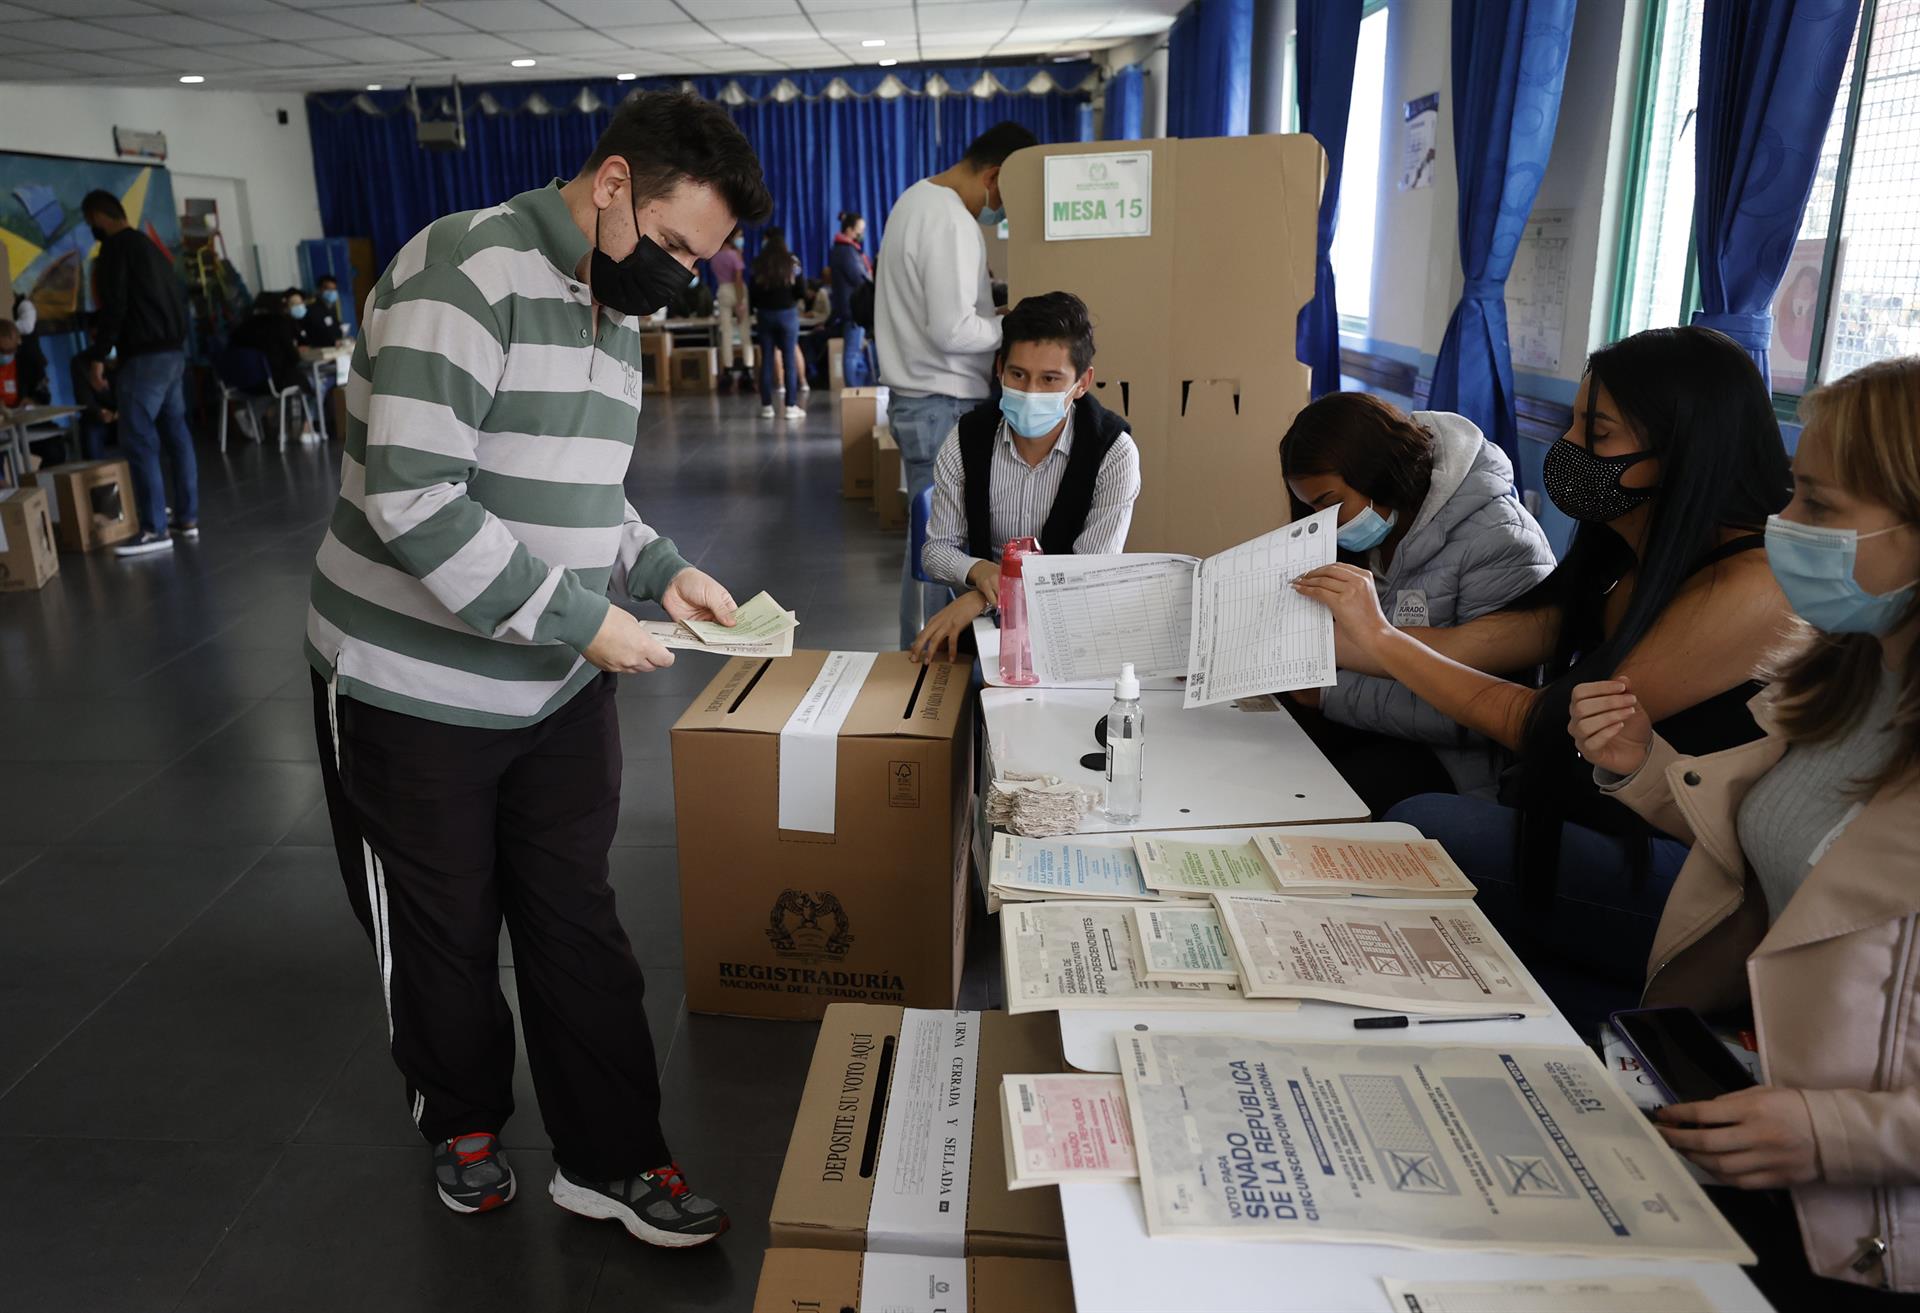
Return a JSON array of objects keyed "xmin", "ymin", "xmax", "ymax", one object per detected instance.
[{"xmin": 910, "ymin": 290, "xmax": 1141, "ymax": 662}]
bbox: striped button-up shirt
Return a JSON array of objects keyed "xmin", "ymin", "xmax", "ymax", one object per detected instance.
[
  {"xmin": 920, "ymin": 408, "xmax": 1143, "ymax": 591},
  {"xmin": 304, "ymin": 182, "xmax": 690, "ymax": 728}
]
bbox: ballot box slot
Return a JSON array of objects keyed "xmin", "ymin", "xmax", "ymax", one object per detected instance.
[
  {"xmin": 859, "ymin": 1034, "xmax": 897, "ymax": 1179},
  {"xmin": 726, "ymin": 659, "xmax": 776, "ymax": 715},
  {"xmin": 899, "ymin": 662, "xmax": 931, "ymax": 723}
]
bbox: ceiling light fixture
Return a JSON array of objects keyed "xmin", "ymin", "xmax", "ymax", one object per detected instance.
[
  {"xmin": 878, "ymin": 58, "xmax": 898, "ymax": 67},
  {"xmin": 861, "ymin": 39, "xmax": 886, "ymax": 48},
  {"xmin": 616, "ymin": 72, "xmax": 637, "ymax": 81},
  {"xmin": 179, "ymin": 74, "xmax": 205, "ymax": 84},
  {"xmin": 366, "ymin": 83, "xmax": 382, "ymax": 91},
  {"xmin": 510, "ymin": 57, "xmax": 537, "ymax": 68}
]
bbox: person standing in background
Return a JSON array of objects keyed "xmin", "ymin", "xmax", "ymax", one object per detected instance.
[
  {"xmin": 750, "ymin": 226, "xmax": 805, "ymax": 421},
  {"xmin": 708, "ymin": 228, "xmax": 749, "ymax": 391},
  {"xmin": 828, "ymin": 211, "xmax": 872, "ymax": 387},
  {"xmin": 876, "ymin": 120, "xmax": 1037, "ymax": 647},
  {"xmin": 81, "ymin": 188, "xmax": 197, "ymax": 558}
]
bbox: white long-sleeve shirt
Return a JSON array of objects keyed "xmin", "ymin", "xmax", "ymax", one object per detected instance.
[{"xmin": 875, "ymin": 179, "xmax": 1001, "ymax": 399}]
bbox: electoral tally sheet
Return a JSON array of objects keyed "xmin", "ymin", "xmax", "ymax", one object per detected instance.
[
  {"xmin": 1120, "ymin": 1033, "xmax": 1755, "ymax": 1263},
  {"xmin": 1184, "ymin": 508, "xmax": 1337, "ymax": 708}
]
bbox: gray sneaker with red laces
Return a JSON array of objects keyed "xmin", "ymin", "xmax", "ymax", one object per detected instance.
[
  {"xmin": 430, "ymin": 1133, "xmax": 516, "ymax": 1214},
  {"xmin": 548, "ymin": 1162, "xmax": 729, "ymax": 1248}
]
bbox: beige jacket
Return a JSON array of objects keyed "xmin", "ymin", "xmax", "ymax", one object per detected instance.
[{"xmin": 1611, "ymin": 695, "xmax": 1920, "ymax": 1292}]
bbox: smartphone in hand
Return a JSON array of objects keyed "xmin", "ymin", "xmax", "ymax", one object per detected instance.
[{"xmin": 1610, "ymin": 1006, "xmax": 1758, "ymax": 1107}]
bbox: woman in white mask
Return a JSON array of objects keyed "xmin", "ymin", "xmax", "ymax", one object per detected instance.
[{"xmin": 1571, "ymin": 355, "xmax": 1920, "ymax": 1306}]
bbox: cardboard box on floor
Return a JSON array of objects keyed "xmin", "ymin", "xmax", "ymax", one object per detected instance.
[
  {"xmin": 671, "ymin": 346, "xmax": 717, "ymax": 393},
  {"xmin": 828, "ymin": 335, "xmax": 845, "ymax": 391},
  {"xmin": 753, "ymin": 1247, "xmax": 1074, "ymax": 1312},
  {"xmin": 0, "ymin": 485, "xmax": 59, "ymax": 591},
  {"xmin": 29, "ymin": 458, "xmax": 139, "ymax": 552},
  {"xmin": 770, "ymin": 1004, "xmax": 1069, "ymax": 1260},
  {"xmin": 999, "ymin": 136, "xmax": 1322, "ymax": 556},
  {"xmin": 637, "ymin": 331, "xmax": 672, "ymax": 394},
  {"xmin": 871, "ymin": 425, "xmax": 905, "ymax": 529},
  {"xmin": 838, "ymin": 386, "xmax": 886, "ymax": 499},
  {"xmin": 671, "ymin": 651, "xmax": 973, "ymax": 1020}
]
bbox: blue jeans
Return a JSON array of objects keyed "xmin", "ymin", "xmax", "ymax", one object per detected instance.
[
  {"xmin": 757, "ymin": 307, "xmax": 800, "ymax": 406},
  {"xmin": 1383, "ymin": 793, "xmax": 1689, "ymax": 1037},
  {"xmin": 117, "ymin": 349, "xmax": 198, "ymax": 532},
  {"xmin": 890, "ymin": 391, "xmax": 974, "ymax": 646},
  {"xmin": 842, "ymin": 324, "xmax": 873, "ymax": 387}
]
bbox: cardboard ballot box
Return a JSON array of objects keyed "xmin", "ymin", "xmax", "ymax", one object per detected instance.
[
  {"xmin": 0, "ymin": 485, "xmax": 58, "ymax": 591},
  {"xmin": 638, "ymin": 332, "xmax": 673, "ymax": 394},
  {"xmin": 828, "ymin": 335, "xmax": 845, "ymax": 391},
  {"xmin": 753, "ymin": 1247, "xmax": 1074, "ymax": 1312},
  {"xmin": 670, "ymin": 346, "xmax": 717, "ymax": 393},
  {"xmin": 29, "ymin": 458, "xmax": 138, "ymax": 552},
  {"xmin": 671, "ymin": 652, "xmax": 973, "ymax": 1020},
  {"xmin": 871, "ymin": 425, "xmax": 906, "ymax": 529},
  {"xmin": 838, "ymin": 386, "xmax": 886, "ymax": 500},
  {"xmin": 770, "ymin": 1005, "xmax": 1068, "ymax": 1260}
]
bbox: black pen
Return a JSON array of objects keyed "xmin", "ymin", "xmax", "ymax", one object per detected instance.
[{"xmin": 1353, "ymin": 1012, "xmax": 1528, "ymax": 1030}]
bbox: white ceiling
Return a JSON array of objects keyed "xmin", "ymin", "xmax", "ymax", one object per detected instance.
[{"xmin": 0, "ymin": 0, "xmax": 1181, "ymax": 91}]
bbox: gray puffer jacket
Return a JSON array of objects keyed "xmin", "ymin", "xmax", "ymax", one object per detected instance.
[{"xmin": 1319, "ymin": 410, "xmax": 1556, "ymax": 794}]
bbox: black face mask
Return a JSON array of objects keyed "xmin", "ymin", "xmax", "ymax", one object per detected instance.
[
  {"xmin": 1542, "ymin": 437, "xmax": 1658, "ymax": 523},
  {"xmin": 589, "ymin": 199, "xmax": 694, "ymax": 317},
  {"xmin": 89, "ymin": 223, "xmax": 109, "ymax": 242}
]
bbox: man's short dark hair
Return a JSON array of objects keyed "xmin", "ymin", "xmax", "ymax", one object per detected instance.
[
  {"xmin": 963, "ymin": 121, "xmax": 1039, "ymax": 170},
  {"xmin": 317, "ymin": 273, "xmax": 338, "ymax": 287},
  {"xmin": 583, "ymin": 90, "xmax": 772, "ymax": 224},
  {"xmin": 1000, "ymin": 291, "xmax": 1095, "ymax": 375},
  {"xmin": 80, "ymin": 189, "xmax": 125, "ymax": 221}
]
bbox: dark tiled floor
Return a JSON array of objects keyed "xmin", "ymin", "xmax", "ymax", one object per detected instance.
[{"xmin": 0, "ymin": 391, "xmax": 991, "ymax": 1311}]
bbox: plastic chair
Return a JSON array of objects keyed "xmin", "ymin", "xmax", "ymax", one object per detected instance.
[
  {"xmin": 211, "ymin": 345, "xmax": 308, "ymax": 452},
  {"xmin": 909, "ymin": 484, "xmax": 936, "ymax": 585}
]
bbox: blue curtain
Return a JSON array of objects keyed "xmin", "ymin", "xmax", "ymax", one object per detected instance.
[
  {"xmin": 1294, "ymin": 0, "xmax": 1364, "ymax": 398},
  {"xmin": 1425, "ymin": 0, "xmax": 1577, "ymax": 463},
  {"xmin": 308, "ymin": 67, "xmax": 1091, "ymax": 274},
  {"xmin": 1167, "ymin": 0, "xmax": 1255, "ymax": 137},
  {"xmin": 1691, "ymin": 0, "xmax": 1861, "ymax": 387},
  {"xmin": 1104, "ymin": 64, "xmax": 1145, "ymax": 140}
]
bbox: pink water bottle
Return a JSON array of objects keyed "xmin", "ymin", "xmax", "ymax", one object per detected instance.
[{"xmin": 997, "ymin": 537, "xmax": 1042, "ymax": 686}]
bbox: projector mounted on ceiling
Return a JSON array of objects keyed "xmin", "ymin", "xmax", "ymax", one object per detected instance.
[{"xmin": 412, "ymin": 78, "xmax": 467, "ymax": 152}]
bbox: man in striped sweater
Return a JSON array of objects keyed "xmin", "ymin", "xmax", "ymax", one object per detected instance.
[{"xmin": 305, "ymin": 91, "xmax": 771, "ymax": 1247}]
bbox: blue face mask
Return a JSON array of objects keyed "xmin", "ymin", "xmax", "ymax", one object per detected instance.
[
  {"xmin": 1337, "ymin": 502, "xmax": 1397, "ymax": 553},
  {"xmin": 978, "ymin": 202, "xmax": 1004, "ymax": 227},
  {"xmin": 1765, "ymin": 514, "xmax": 1917, "ymax": 635},
  {"xmin": 320, "ymin": 288, "xmax": 340, "ymax": 305},
  {"xmin": 999, "ymin": 384, "xmax": 1073, "ymax": 438},
  {"xmin": 289, "ymin": 303, "xmax": 308, "ymax": 320}
]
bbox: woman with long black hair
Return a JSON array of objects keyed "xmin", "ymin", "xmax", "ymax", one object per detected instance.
[
  {"xmin": 1294, "ymin": 326, "xmax": 1794, "ymax": 1029},
  {"xmin": 749, "ymin": 226, "xmax": 806, "ymax": 419}
]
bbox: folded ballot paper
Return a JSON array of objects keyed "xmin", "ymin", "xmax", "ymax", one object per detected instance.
[
  {"xmin": 1000, "ymin": 1072, "xmax": 1138, "ymax": 1190},
  {"xmin": 1133, "ymin": 832, "xmax": 1477, "ymax": 899},
  {"xmin": 640, "ymin": 589, "xmax": 797, "ymax": 658},
  {"xmin": 986, "ymin": 832, "xmax": 1152, "ymax": 911},
  {"xmin": 1018, "ymin": 507, "xmax": 1339, "ymax": 706}
]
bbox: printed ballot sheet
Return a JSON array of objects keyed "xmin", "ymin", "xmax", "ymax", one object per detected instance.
[
  {"xmin": 1134, "ymin": 836, "xmax": 1276, "ymax": 896},
  {"xmin": 1381, "ymin": 1275, "xmax": 1716, "ymax": 1313},
  {"xmin": 1214, "ymin": 894, "xmax": 1547, "ymax": 1014},
  {"xmin": 1252, "ymin": 833, "xmax": 1477, "ymax": 899},
  {"xmin": 1022, "ymin": 554, "xmax": 1198, "ymax": 684},
  {"xmin": 1120, "ymin": 1033, "xmax": 1756, "ymax": 1263},
  {"xmin": 1000, "ymin": 901, "xmax": 1297, "ymax": 1015},
  {"xmin": 639, "ymin": 618, "xmax": 794, "ymax": 658},
  {"xmin": 1001, "ymin": 1073, "xmax": 1138, "ymax": 1189},
  {"xmin": 1184, "ymin": 507, "xmax": 1338, "ymax": 708},
  {"xmin": 988, "ymin": 832, "xmax": 1151, "ymax": 901},
  {"xmin": 683, "ymin": 589, "xmax": 797, "ymax": 646},
  {"xmin": 1134, "ymin": 903, "xmax": 1241, "ymax": 982}
]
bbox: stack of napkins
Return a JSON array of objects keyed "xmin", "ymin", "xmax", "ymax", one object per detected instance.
[{"xmin": 640, "ymin": 590, "xmax": 797, "ymax": 658}]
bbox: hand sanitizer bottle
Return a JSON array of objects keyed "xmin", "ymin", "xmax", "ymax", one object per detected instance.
[{"xmin": 1104, "ymin": 663, "xmax": 1144, "ymax": 823}]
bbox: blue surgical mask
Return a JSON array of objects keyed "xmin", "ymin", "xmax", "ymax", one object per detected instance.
[
  {"xmin": 999, "ymin": 384, "xmax": 1072, "ymax": 438},
  {"xmin": 1337, "ymin": 502, "xmax": 1398, "ymax": 553},
  {"xmin": 321, "ymin": 288, "xmax": 340, "ymax": 305},
  {"xmin": 289, "ymin": 303, "xmax": 308, "ymax": 320},
  {"xmin": 978, "ymin": 203, "xmax": 1004, "ymax": 227},
  {"xmin": 1765, "ymin": 513, "xmax": 1917, "ymax": 635}
]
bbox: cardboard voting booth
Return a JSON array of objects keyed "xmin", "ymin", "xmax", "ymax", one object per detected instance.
[
  {"xmin": 771, "ymin": 1005, "xmax": 1069, "ymax": 1260},
  {"xmin": 29, "ymin": 458, "xmax": 138, "ymax": 552},
  {"xmin": 752, "ymin": 1248, "xmax": 1074, "ymax": 1312},
  {"xmin": 671, "ymin": 652, "xmax": 973, "ymax": 1020},
  {"xmin": 0, "ymin": 485, "xmax": 58, "ymax": 591},
  {"xmin": 1000, "ymin": 137, "xmax": 1322, "ymax": 557},
  {"xmin": 838, "ymin": 387, "xmax": 886, "ymax": 500}
]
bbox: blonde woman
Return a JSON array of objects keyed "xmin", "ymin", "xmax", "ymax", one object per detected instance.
[{"xmin": 1571, "ymin": 356, "xmax": 1920, "ymax": 1303}]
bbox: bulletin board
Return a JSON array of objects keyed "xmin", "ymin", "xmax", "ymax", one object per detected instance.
[{"xmin": 0, "ymin": 152, "xmax": 181, "ymax": 333}]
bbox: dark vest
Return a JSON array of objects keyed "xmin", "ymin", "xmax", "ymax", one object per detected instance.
[{"xmin": 957, "ymin": 391, "xmax": 1129, "ymax": 561}]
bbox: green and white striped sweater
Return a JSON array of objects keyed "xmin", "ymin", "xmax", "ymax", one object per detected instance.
[{"xmin": 304, "ymin": 181, "xmax": 691, "ymax": 728}]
